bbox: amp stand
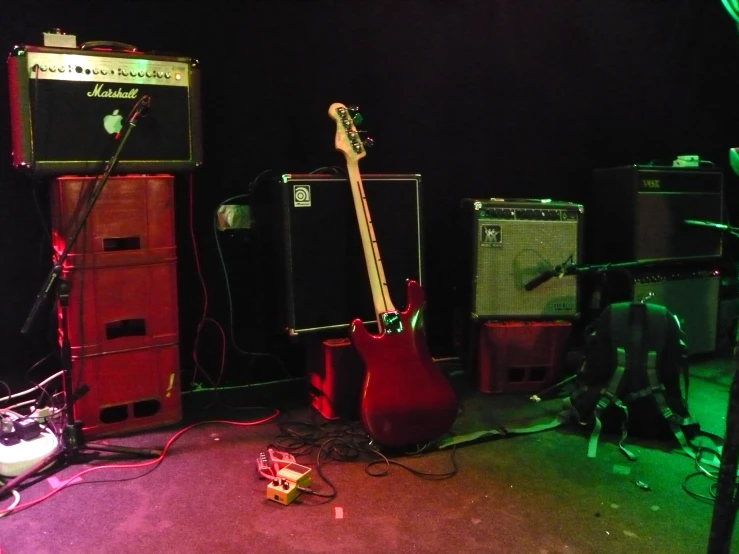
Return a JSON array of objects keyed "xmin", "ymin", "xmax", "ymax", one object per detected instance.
[{"xmin": 0, "ymin": 95, "xmax": 161, "ymax": 501}]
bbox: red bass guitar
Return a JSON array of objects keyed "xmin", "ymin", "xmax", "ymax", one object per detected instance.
[{"xmin": 328, "ymin": 102, "xmax": 457, "ymax": 448}]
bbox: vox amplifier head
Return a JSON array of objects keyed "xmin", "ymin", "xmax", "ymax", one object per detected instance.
[
  {"xmin": 7, "ymin": 44, "xmax": 203, "ymax": 175},
  {"xmin": 589, "ymin": 166, "xmax": 723, "ymax": 264}
]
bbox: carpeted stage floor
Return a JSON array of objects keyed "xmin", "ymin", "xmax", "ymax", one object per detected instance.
[{"xmin": 0, "ymin": 355, "xmax": 736, "ymax": 554}]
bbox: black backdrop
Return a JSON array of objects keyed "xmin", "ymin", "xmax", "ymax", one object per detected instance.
[{"xmin": 2, "ymin": 0, "xmax": 739, "ymax": 389}]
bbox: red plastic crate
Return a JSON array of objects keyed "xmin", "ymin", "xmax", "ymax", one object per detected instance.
[
  {"xmin": 476, "ymin": 321, "xmax": 571, "ymax": 394},
  {"xmin": 72, "ymin": 344, "xmax": 182, "ymax": 439},
  {"xmin": 61, "ymin": 260, "xmax": 179, "ymax": 357},
  {"xmin": 50, "ymin": 174, "xmax": 175, "ymax": 268},
  {"xmin": 307, "ymin": 338, "xmax": 365, "ymax": 420}
]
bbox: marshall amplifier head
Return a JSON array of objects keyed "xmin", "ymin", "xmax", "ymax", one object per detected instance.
[{"xmin": 7, "ymin": 44, "xmax": 203, "ymax": 175}]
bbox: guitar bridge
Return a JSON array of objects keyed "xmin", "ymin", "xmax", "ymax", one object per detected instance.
[{"xmin": 381, "ymin": 311, "xmax": 403, "ymax": 334}]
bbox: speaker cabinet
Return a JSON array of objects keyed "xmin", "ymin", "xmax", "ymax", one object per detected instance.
[
  {"xmin": 631, "ymin": 268, "xmax": 720, "ymax": 355},
  {"xmin": 589, "ymin": 166, "xmax": 723, "ymax": 264},
  {"xmin": 458, "ymin": 198, "xmax": 583, "ymax": 319},
  {"xmin": 256, "ymin": 174, "xmax": 423, "ymax": 335}
]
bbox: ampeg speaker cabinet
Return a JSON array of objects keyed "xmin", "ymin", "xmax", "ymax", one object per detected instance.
[
  {"xmin": 257, "ymin": 174, "xmax": 423, "ymax": 335},
  {"xmin": 589, "ymin": 166, "xmax": 723, "ymax": 264},
  {"xmin": 631, "ymin": 267, "xmax": 721, "ymax": 355},
  {"xmin": 459, "ymin": 198, "xmax": 583, "ymax": 319},
  {"xmin": 7, "ymin": 44, "xmax": 203, "ymax": 175}
]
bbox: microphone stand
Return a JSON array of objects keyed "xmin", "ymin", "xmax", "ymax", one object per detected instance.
[
  {"xmin": 683, "ymin": 219, "xmax": 739, "ymax": 240},
  {"xmin": 0, "ymin": 96, "xmax": 161, "ymax": 501},
  {"xmin": 707, "ymin": 359, "xmax": 739, "ymax": 554},
  {"xmin": 523, "ymin": 259, "xmax": 649, "ymax": 292}
]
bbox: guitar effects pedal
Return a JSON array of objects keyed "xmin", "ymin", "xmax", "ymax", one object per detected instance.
[
  {"xmin": 256, "ymin": 448, "xmax": 298, "ymax": 479},
  {"xmin": 276, "ymin": 462, "xmax": 313, "ymax": 488},
  {"xmin": 266, "ymin": 478, "xmax": 300, "ymax": 505}
]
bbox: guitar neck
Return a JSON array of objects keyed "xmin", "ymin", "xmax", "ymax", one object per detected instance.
[{"xmin": 346, "ymin": 161, "xmax": 396, "ymax": 320}]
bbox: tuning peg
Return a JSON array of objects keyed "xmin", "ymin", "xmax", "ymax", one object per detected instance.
[
  {"xmin": 347, "ymin": 105, "xmax": 363, "ymax": 125},
  {"xmin": 362, "ymin": 136, "xmax": 375, "ymax": 148}
]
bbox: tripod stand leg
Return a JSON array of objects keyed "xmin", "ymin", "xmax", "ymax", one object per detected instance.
[
  {"xmin": 61, "ymin": 420, "xmax": 162, "ymax": 458},
  {"xmin": 707, "ymin": 358, "xmax": 739, "ymax": 553},
  {"xmin": 84, "ymin": 443, "xmax": 162, "ymax": 458}
]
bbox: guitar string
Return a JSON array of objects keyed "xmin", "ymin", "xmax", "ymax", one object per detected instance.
[{"xmin": 355, "ymin": 175, "xmax": 392, "ymax": 315}]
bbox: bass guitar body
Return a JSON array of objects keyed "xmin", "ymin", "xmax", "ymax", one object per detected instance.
[{"xmin": 351, "ymin": 279, "xmax": 458, "ymax": 449}]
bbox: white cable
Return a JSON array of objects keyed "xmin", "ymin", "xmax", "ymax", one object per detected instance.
[
  {"xmin": 3, "ymin": 399, "xmax": 36, "ymax": 411},
  {"xmin": 0, "ymin": 370, "xmax": 63, "ymax": 403},
  {"xmin": 0, "ymin": 490, "xmax": 20, "ymax": 517}
]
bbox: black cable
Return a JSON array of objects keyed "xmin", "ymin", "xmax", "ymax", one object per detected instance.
[
  {"xmin": 266, "ymin": 412, "xmax": 460, "ymax": 504},
  {"xmin": 365, "ymin": 444, "xmax": 459, "ymax": 480},
  {"xmin": 308, "ymin": 166, "xmax": 345, "ymax": 175},
  {"xmin": 683, "ymin": 471, "xmax": 719, "ymax": 503},
  {"xmin": 211, "ymin": 190, "xmax": 289, "ymax": 375},
  {"xmin": 191, "ymin": 169, "xmax": 294, "ymax": 407}
]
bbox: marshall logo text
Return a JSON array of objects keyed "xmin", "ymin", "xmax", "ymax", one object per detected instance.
[{"xmin": 87, "ymin": 83, "xmax": 139, "ymax": 99}]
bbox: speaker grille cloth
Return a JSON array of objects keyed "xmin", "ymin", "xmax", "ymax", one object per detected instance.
[
  {"xmin": 474, "ymin": 218, "xmax": 579, "ymax": 317},
  {"xmin": 633, "ymin": 275, "xmax": 719, "ymax": 354},
  {"xmin": 635, "ymin": 192, "xmax": 723, "ymax": 261}
]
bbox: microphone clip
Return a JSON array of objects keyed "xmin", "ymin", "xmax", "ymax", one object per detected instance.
[{"xmin": 128, "ymin": 95, "xmax": 152, "ymax": 125}]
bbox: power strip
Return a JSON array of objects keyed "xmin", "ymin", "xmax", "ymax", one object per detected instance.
[{"xmin": 0, "ymin": 426, "xmax": 58, "ymax": 477}]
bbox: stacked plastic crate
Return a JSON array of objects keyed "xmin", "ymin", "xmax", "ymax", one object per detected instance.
[{"xmin": 50, "ymin": 174, "xmax": 182, "ymax": 438}]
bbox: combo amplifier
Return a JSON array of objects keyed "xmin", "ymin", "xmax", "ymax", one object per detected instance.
[
  {"xmin": 589, "ymin": 166, "xmax": 723, "ymax": 264},
  {"xmin": 631, "ymin": 267, "xmax": 721, "ymax": 355},
  {"xmin": 7, "ymin": 44, "xmax": 203, "ymax": 175},
  {"xmin": 458, "ymin": 198, "xmax": 583, "ymax": 320},
  {"xmin": 255, "ymin": 173, "xmax": 423, "ymax": 335}
]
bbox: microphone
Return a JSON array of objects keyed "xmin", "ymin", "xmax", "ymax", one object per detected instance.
[
  {"xmin": 139, "ymin": 94, "xmax": 152, "ymax": 114},
  {"xmin": 683, "ymin": 219, "xmax": 730, "ymax": 230},
  {"xmin": 524, "ymin": 266, "xmax": 561, "ymax": 292},
  {"xmin": 128, "ymin": 95, "xmax": 152, "ymax": 124}
]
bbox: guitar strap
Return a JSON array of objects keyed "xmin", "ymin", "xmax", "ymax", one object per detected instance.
[{"xmin": 436, "ymin": 411, "xmax": 570, "ymax": 449}]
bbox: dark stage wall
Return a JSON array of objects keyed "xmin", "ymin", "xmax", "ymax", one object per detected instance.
[{"xmin": 1, "ymin": 0, "xmax": 739, "ymax": 389}]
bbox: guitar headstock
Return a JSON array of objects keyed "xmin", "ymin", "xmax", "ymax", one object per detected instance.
[{"xmin": 328, "ymin": 102, "xmax": 367, "ymax": 162}]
